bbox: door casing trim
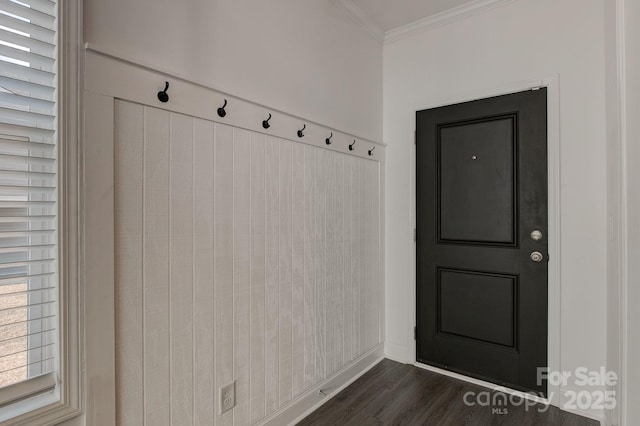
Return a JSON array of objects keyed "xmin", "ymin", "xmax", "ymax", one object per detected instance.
[{"xmin": 411, "ymin": 75, "xmax": 561, "ymax": 406}]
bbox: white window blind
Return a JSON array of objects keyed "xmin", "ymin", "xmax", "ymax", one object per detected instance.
[{"xmin": 0, "ymin": 0, "xmax": 58, "ymax": 403}]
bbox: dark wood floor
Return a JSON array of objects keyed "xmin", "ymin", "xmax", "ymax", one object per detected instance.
[{"xmin": 298, "ymin": 359, "xmax": 599, "ymax": 426}]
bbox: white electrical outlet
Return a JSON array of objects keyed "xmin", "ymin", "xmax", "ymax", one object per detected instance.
[{"xmin": 219, "ymin": 381, "xmax": 235, "ymax": 415}]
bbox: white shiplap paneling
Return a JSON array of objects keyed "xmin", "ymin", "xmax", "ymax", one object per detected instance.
[
  {"xmin": 114, "ymin": 100, "xmax": 143, "ymax": 426},
  {"xmin": 169, "ymin": 112, "xmax": 194, "ymax": 426},
  {"xmin": 143, "ymin": 106, "xmax": 171, "ymax": 426},
  {"xmin": 193, "ymin": 118, "xmax": 215, "ymax": 425},
  {"xmin": 114, "ymin": 101, "xmax": 382, "ymax": 425}
]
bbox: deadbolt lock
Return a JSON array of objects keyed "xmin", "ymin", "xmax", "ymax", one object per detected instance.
[
  {"xmin": 530, "ymin": 230, "xmax": 543, "ymax": 241},
  {"xmin": 530, "ymin": 251, "xmax": 544, "ymax": 263}
]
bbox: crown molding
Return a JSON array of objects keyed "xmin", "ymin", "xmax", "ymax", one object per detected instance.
[
  {"xmin": 330, "ymin": 0, "xmax": 385, "ymax": 44},
  {"xmin": 385, "ymin": 0, "xmax": 520, "ymax": 44}
]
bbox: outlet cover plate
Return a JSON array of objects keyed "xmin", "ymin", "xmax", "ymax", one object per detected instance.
[{"xmin": 219, "ymin": 381, "xmax": 235, "ymax": 415}]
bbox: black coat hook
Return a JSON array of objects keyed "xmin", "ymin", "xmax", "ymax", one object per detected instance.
[
  {"xmin": 368, "ymin": 146, "xmax": 375, "ymax": 156},
  {"xmin": 262, "ymin": 113, "xmax": 272, "ymax": 129},
  {"xmin": 349, "ymin": 140, "xmax": 356, "ymax": 151},
  {"xmin": 326, "ymin": 132, "xmax": 333, "ymax": 145},
  {"xmin": 157, "ymin": 81, "xmax": 169, "ymax": 103},
  {"xmin": 217, "ymin": 99, "xmax": 227, "ymax": 118},
  {"xmin": 297, "ymin": 124, "xmax": 306, "ymax": 138}
]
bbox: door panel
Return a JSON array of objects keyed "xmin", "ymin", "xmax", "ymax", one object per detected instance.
[
  {"xmin": 438, "ymin": 268, "xmax": 516, "ymax": 348},
  {"xmin": 416, "ymin": 89, "xmax": 548, "ymax": 395},
  {"xmin": 439, "ymin": 116, "xmax": 516, "ymax": 245}
]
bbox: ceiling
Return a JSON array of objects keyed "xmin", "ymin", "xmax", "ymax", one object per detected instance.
[{"xmin": 350, "ymin": 0, "xmax": 477, "ymax": 32}]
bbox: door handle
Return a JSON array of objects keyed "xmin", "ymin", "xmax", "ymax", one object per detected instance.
[{"xmin": 530, "ymin": 251, "xmax": 544, "ymax": 263}]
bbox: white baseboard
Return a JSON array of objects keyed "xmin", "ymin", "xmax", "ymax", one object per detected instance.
[{"xmin": 258, "ymin": 344, "xmax": 385, "ymax": 426}]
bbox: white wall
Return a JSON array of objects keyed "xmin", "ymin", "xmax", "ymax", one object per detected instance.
[
  {"xmin": 83, "ymin": 0, "xmax": 383, "ymax": 142},
  {"xmin": 622, "ymin": 0, "xmax": 640, "ymax": 423},
  {"xmin": 605, "ymin": 0, "xmax": 621, "ymax": 424},
  {"xmin": 383, "ymin": 0, "xmax": 608, "ymax": 415}
]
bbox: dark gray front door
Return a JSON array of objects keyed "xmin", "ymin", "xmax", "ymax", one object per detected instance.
[{"xmin": 416, "ymin": 89, "xmax": 548, "ymax": 395}]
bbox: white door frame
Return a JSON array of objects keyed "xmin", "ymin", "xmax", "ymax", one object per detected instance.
[{"xmin": 409, "ymin": 75, "xmax": 562, "ymax": 406}]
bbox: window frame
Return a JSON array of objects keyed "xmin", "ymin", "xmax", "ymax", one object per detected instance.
[{"xmin": 0, "ymin": 0, "xmax": 83, "ymax": 423}]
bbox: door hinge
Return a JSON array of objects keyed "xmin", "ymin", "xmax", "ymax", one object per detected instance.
[
  {"xmin": 414, "ymin": 326, "xmax": 417, "ymax": 340},
  {"xmin": 413, "ymin": 228, "xmax": 416, "ymax": 243}
]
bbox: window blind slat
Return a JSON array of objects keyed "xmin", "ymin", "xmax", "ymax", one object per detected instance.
[
  {"xmin": 0, "ymin": 244, "xmax": 55, "ymax": 255},
  {"xmin": 0, "ymin": 300, "xmax": 55, "ymax": 315},
  {"xmin": 0, "ymin": 321, "xmax": 54, "ymax": 343},
  {"xmin": 0, "ymin": 285, "xmax": 54, "ymax": 297},
  {"xmin": 0, "ymin": 201, "xmax": 55, "ymax": 209},
  {"xmin": 0, "ymin": 137, "xmax": 54, "ymax": 151},
  {"xmin": 0, "ymin": 43, "xmax": 55, "ymax": 73},
  {"xmin": 0, "ymin": 216, "xmax": 55, "ymax": 223},
  {"xmin": 0, "ymin": 328, "xmax": 54, "ymax": 345},
  {"xmin": 17, "ymin": 0, "xmax": 55, "ymax": 17},
  {"xmin": 0, "ymin": 344, "xmax": 55, "ymax": 363},
  {"xmin": 0, "ymin": 71, "xmax": 55, "ymax": 96},
  {"xmin": 0, "ymin": 0, "xmax": 56, "ymax": 31},
  {"xmin": 0, "ymin": 229, "xmax": 55, "ymax": 237},
  {"xmin": 0, "ymin": 13, "xmax": 54, "ymax": 45},
  {"xmin": 0, "ymin": 28, "xmax": 54, "ymax": 58},
  {"xmin": 0, "ymin": 372, "xmax": 55, "ymax": 407},
  {"xmin": 0, "ymin": 258, "xmax": 54, "ymax": 269},
  {"xmin": 0, "ymin": 173, "xmax": 55, "ymax": 186},
  {"xmin": 0, "ymin": 122, "xmax": 54, "ymax": 143},
  {"xmin": 0, "ymin": 272, "xmax": 53, "ymax": 286},
  {"xmin": 0, "ymin": 106, "xmax": 54, "ymax": 129},
  {"xmin": 0, "ymin": 185, "xmax": 55, "ymax": 195},
  {"xmin": 0, "ymin": 356, "xmax": 54, "ymax": 376},
  {"xmin": 0, "ymin": 153, "xmax": 55, "ymax": 165},
  {"xmin": 0, "ymin": 92, "xmax": 55, "ymax": 115}
]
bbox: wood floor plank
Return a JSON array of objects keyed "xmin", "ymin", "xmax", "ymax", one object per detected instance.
[{"xmin": 298, "ymin": 359, "xmax": 600, "ymax": 426}]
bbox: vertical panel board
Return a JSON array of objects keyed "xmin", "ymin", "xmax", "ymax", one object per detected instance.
[
  {"xmin": 249, "ymin": 132, "xmax": 266, "ymax": 424},
  {"xmin": 372, "ymin": 161, "xmax": 381, "ymax": 345},
  {"xmin": 265, "ymin": 136, "xmax": 280, "ymax": 414},
  {"xmin": 114, "ymin": 101, "xmax": 144, "ymax": 426},
  {"xmin": 303, "ymin": 147, "xmax": 316, "ymax": 389},
  {"xmin": 359, "ymin": 159, "xmax": 367, "ymax": 355},
  {"xmin": 143, "ymin": 106, "xmax": 171, "ymax": 426},
  {"xmin": 366, "ymin": 161, "xmax": 378, "ymax": 348},
  {"xmin": 214, "ymin": 123, "xmax": 234, "ymax": 426},
  {"xmin": 342, "ymin": 155, "xmax": 353, "ymax": 364},
  {"xmin": 350, "ymin": 156, "xmax": 361, "ymax": 359},
  {"xmin": 233, "ymin": 128, "xmax": 251, "ymax": 425},
  {"xmin": 278, "ymin": 139, "xmax": 293, "ymax": 405},
  {"xmin": 84, "ymin": 92, "xmax": 116, "ymax": 424},
  {"xmin": 291, "ymin": 143, "xmax": 306, "ymax": 398},
  {"xmin": 364, "ymin": 159, "xmax": 371, "ymax": 351},
  {"xmin": 192, "ymin": 119, "xmax": 215, "ymax": 425},
  {"xmin": 324, "ymin": 151, "xmax": 336, "ymax": 376},
  {"xmin": 334, "ymin": 153, "xmax": 345, "ymax": 372},
  {"xmin": 315, "ymin": 149, "xmax": 326, "ymax": 381},
  {"xmin": 169, "ymin": 113, "xmax": 194, "ymax": 425}
]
